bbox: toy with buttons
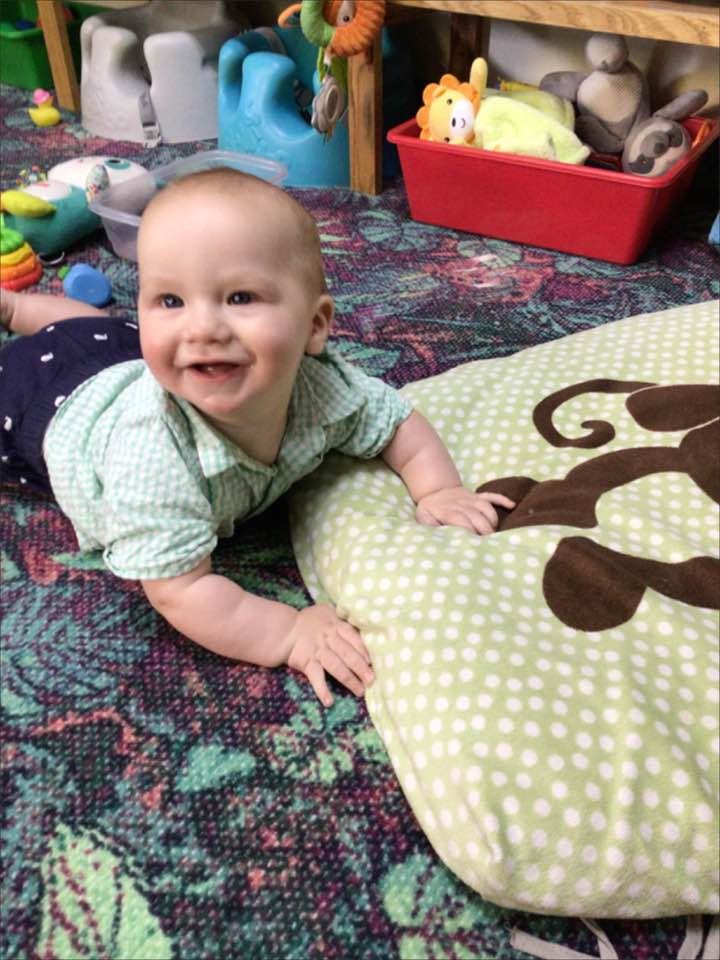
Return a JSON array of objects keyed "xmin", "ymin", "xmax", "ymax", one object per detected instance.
[{"xmin": 1, "ymin": 157, "xmax": 147, "ymax": 258}]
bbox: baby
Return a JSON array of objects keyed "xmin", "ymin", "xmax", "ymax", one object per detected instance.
[{"xmin": 0, "ymin": 168, "xmax": 513, "ymax": 706}]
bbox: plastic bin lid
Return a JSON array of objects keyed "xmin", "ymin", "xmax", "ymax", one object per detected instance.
[{"xmin": 89, "ymin": 149, "xmax": 288, "ymax": 228}]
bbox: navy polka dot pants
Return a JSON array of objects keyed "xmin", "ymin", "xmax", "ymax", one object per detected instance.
[{"xmin": 0, "ymin": 316, "xmax": 141, "ymax": 493}]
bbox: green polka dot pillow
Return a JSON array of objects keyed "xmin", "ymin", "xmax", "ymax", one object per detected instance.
[{"xmin": 290, "ymin": 301, "xmax": 719, "ymax": 919}]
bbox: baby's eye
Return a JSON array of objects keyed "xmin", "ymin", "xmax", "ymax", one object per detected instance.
[
  {"xmin": 228, "ymin": 291, "xmax": 252, "ymax": 305},
  {"xmin": 160, "ymin": 293, "xmax": 183, "ymax": 309}
]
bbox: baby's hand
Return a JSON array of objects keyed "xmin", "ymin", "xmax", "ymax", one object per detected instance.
[
  {"xmin": 285, "ymin": 604, "xmax": 374, "ymax": 707},
  {"xmin": 416, "ymin": 487, "xmax": 515, "ymax": 535}
]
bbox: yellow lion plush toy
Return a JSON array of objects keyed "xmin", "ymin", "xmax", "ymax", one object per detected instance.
[
  {"xmin": 416, "ymin": 59, "xmax": 487, "ymax": 144},
  {"xmin": 416, "ymin": 58, "xmax": 590, "ymax": 165}
]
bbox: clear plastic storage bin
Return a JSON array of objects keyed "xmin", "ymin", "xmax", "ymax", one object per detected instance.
[{"xmin": 89, "ymin": 150, "xmax": 288, "ymax": 261}]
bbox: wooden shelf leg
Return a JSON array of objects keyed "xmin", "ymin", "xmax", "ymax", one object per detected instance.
[
  {"xmin": 349, "ymin": 33, "xmax": 383, "ymax": 195},
  {"xmin": 449, "ymin": 12, "xmax": 490, "ymax": 80},
  {"xmin": 37, "ymin": 0, "xmax": 80, "ymax": 112}
]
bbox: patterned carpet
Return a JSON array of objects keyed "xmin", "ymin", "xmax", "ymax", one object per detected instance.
[{"xmin": 1, "ymin": 81, "xmax": 719, "ymax": 959}]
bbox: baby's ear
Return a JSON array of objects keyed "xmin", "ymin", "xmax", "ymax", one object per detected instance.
[{"xmin": 305, "ymin": 294, "xmax": 334, "ymax": 355}]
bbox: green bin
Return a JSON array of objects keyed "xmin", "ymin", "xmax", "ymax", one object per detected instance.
[{"xmin": 0, "ymin": 0, "xmax": 104, "ymax": 91}]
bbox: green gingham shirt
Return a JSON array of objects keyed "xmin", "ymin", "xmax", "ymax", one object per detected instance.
[{"xmin": 43, "ymin": 344, "xmax": 413, "ymax": 580}]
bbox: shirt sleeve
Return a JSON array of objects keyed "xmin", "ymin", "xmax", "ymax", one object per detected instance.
[
  {"xmin": 99, "ymin": 412, "xmax": 218, "ymax": 581},
  {"xmin": 323, "ymin": 347, "xmax": 414, "ymax": 459}
]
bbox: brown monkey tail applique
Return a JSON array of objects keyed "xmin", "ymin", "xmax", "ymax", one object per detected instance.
[
  {"xmin": 478, "ymin": 381, "xmax": 720, "ymax": 630},
  {"xmin": 532, "ymin": 379, "xmax": 655, "ymax": 448}
]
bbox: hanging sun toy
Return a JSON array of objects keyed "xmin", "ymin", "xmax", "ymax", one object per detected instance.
[{"xmin": 278, "ymin": 0, "xmax": 385, "ymax": 136}]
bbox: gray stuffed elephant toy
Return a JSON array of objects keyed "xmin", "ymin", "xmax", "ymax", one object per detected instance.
[{"xmin": 540, "ymin": 33, "xmax": 708, "ymax": 174}]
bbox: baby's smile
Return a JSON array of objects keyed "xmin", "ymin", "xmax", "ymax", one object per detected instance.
[{"xmin": 188, "ymin": 362, "xmax": 244, "ymax": 382}]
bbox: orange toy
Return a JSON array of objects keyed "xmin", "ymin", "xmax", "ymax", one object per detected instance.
[
  {"xmin": 278, "ymin": 0, "xmax": 385, "ymax": 135},
  {"xmin": 279, "ymin": 0, "xmax": 385, "ymax": 58},
  {"xmin": 416, "ymin": 60, "xmax": 486, "ymax": 145},
  {"xmin": 0, "ymin": 222, "xmax": 43, "ymax": 291}
]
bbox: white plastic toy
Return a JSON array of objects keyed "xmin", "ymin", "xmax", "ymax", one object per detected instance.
[
  {"xmin": 79, "ymin": 0, "xmax": 246, "ymax": 145},
  {"xmin": 48, "ymin": 157, "xmax": 147, "ymax": 191}
]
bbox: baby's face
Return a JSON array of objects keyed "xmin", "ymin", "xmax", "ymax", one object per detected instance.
[{"xmin": 137, "ymin": 188, "xmax": 330, "ymax": 448}]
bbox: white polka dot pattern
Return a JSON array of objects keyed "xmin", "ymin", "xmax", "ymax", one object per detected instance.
[{"xmin": 290, "ymin": 301, "xmax": 720, "ymax": 918}]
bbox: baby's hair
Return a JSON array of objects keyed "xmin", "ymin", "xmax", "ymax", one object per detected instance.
[{"xmin": 139, "ymin": 167, "xmax": 328, "ymax": 294}]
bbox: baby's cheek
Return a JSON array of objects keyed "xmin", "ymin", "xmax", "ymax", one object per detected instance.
[
  {"xmin": 261, "ymin": 328, "xmax": 305, "ymax": 365},
  {"xmin": 139, "ymin": 326, "xmax": 157, "ymax": 363},
  {"xmin": 139, "ymin": 324, "xmax": 170, "ymax": 377}
]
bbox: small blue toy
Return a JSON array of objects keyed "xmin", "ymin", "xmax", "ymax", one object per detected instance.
[{"xmin": 63, "ymin": 264, "xmax": 112, "ymax": 308}]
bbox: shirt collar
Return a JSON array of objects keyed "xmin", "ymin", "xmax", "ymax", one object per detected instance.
[
  {"xmin": 165, "ymin": 345, "xmax": 364, "ymax": 479},
  {"xmin": 174, "ymin": 396, "xmax": 275, "ymax": 479},
  {"xmin": 295, "ymin": 346, "xmax": 365, "ymax": 424},
  {"xmin": 279, "ymin": 349, "xmax": 365, "ymax": 463}
]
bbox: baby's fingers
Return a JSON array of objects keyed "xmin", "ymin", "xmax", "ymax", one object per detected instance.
[
  {"xmin": 480, "ymin": 491, "xmax": 516, "ymax": 510},
  {"xmin": 442, "ymin": 507, "xmax": 484, "ymax": 534},
  {"xmin": 465, "ymin": 506, "xmax": 496, "ymax": 535},
  {"xmin": 336, "ymin": 619, "xmax": 373, "ymax": 669},
  {"xmin": 337, "ymin": 636, "xmax": 375, "ymax": 688},
  {"xmin": 304, "ymin": 658, "xmax": 335, "ymax": 708},
  {"xmin": 415, "ymin": 504, "xmax": 442, "ymax": 527},
  {"xmin": 472, "ymin": 497, "xmax": 502, "ymax": 531},
  {"xmin": 320, "ymin": 647, "xmax": 368, "ymax": 698},
  {"xmin": 328, "ymin": 629, "xmax": 374, "ymax": 688}
]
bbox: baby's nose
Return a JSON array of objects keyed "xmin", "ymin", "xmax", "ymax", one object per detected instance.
[{"xmin": 185, "ymin": 306, "xmax": 230, "ymax": 341}]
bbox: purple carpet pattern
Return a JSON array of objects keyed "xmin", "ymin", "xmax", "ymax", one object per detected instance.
[{"xmin": 1, "ymin": 82, "xmax": 718, "ymax": 959}]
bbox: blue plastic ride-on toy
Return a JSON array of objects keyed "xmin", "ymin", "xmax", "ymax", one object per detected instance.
[{"xmin": 218, "ymin": 25, "xmax": 415, "ymax": 188}]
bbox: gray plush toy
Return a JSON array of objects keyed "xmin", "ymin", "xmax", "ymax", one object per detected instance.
[
  {"xmin": 622, "ymin": 91, "xmax": 708, "ymax": 177},
  {"xmin": 540, "ymin": 32, "xmax": 707, "ymax": 169}
]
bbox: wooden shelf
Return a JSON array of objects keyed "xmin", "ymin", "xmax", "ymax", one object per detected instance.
[
  {"xmin": 348, "ymin": 0, "xmax": 719, "ymax": 192},
  {"xmin": 388, "ymin": 1, "xmax": 720, "ymax": 47},
  {"xmin": 37, "ymin": 0, "xmax": 80, "ymax": 110},
  {"xmin": 36, "ymin": 0, "xmax": 718, "ymax": 192}
]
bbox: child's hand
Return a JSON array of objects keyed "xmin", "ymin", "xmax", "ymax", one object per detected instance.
[
  {"xmin": 285, "ymin": 604, "xmax": 374, "ymax": 707},
  {"xmin": 416, "ymin": 487, "xmax": 515, "ymax": 535}
]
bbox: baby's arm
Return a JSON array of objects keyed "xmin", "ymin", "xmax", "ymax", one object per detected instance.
[
  {"xmin": 0, "ymin": 289, "xmax": 109, "ymax": 336},
  {"xmin": 142, "ymin": 557, "xmax": 374, "ymax": 707},
  {"xmin": 381, "ymin": 410, "xmax": 514, "ymax": 534}
]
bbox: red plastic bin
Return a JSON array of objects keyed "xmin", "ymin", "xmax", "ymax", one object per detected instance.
[{"xmin": 387, "ymin": 116, "xmax": 718, "ymax": 264}]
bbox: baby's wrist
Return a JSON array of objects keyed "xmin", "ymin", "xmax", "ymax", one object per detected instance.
[
  {"xmin": 416, "ymin": 482, "xmax": 463, "ymax": 502},
  {"xmin": 274, "ymin": 605, "xmax": 301, "ymax": 665}
]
